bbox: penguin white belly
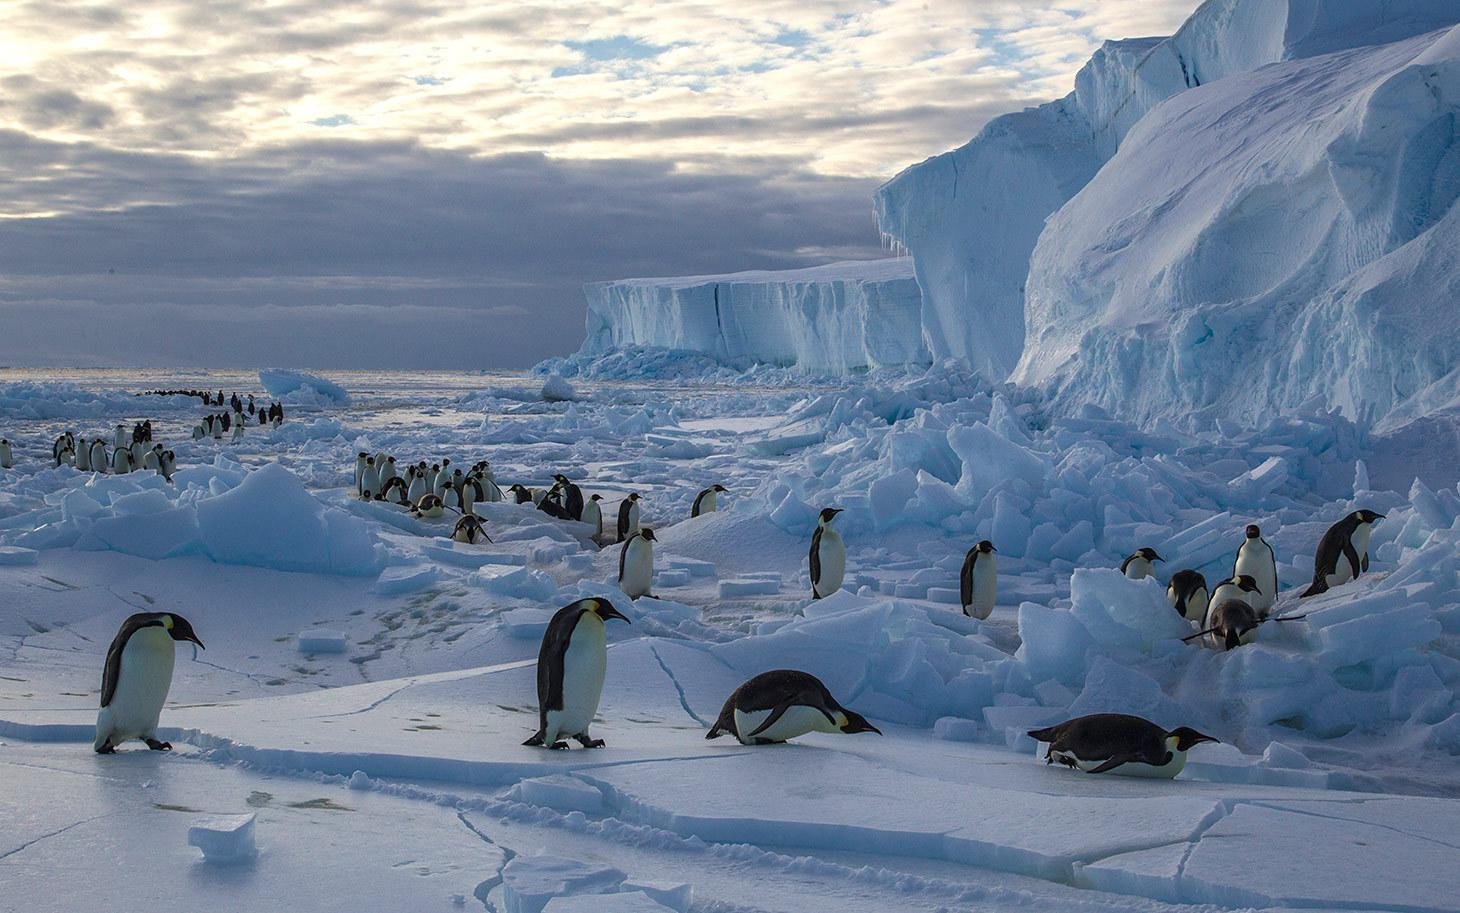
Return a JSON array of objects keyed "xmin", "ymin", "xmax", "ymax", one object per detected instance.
[
  {"xmin": 968, "ymin": 560, "xmax": 997, "ymax": 620},
  {"xmin": 1184, "ymin": 590, "xmax": 1209, "ymax": 624},
  {"xmin": 407, "ymin": 477, "xmax": 427, "ymax": 503},
  {"xmin": 583, "ymin": 502, "xmax": 601, "ymax": 536},
  {"xmin": 96, "ymin": 628, "xmax": 176, "ymax": 746},
  {"xmin": 621, "ymin": 538, "xmax": 653, "ymax": 598},
  {"xmin": 549, "ymin": 617, "xmax": 607, "ymax": 738},
  {"xmin": 144, "ymin": 451, "xmax": 160, "ymax": 471},
  {"xmin": 1234, "ymin": 545, "xmax": 1276, "ymax": 613},
  {"xmin": 75, "ymin": 445, "xmax": 90, "ymax": 471},
  {"xmin": 814, "ymin": 531, "xmax": 845, "ymax": 597},
  {"xmin": 733, "ymin": 705, "xmax": 838, "ymax": 743},
  {"xmin": 1052, "ymin": 749, "xmax": 1187, "ymax": 779},
  {"xmin": 699, "ymin": 491, "xmax": 717, "ymax": 514},
  {"xmin": 90, "ymin": 443, "xmax": 107, "ymax": 470},
  {"xmin": 1124, "ymin": 558, "xmax": 1153, "ymax": 580}
]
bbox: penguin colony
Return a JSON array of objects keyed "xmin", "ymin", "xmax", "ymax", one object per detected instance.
[{"xmin": 22, "ymin": 406, "xmax": 1378, "ymax": 778}]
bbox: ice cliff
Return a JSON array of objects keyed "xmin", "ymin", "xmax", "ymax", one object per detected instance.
[{"xmin": 580, "ymin": 259, "xmax": 925, "ymax": 374}]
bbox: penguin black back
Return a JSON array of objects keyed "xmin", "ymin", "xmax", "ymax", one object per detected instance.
[{"xmin": 1168, "ymin": 569, "xmax": 1207, "ymax": 617}]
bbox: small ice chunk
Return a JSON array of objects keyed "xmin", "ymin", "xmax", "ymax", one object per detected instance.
[
  {"xmin": 507, "ymin": 775, "xmax": 605, "ymax": 814},
  {"xmin": 544, "ymin": 893, "xmax": 675, "ymax": 913},
  {"xmin": 654, "ymin": 569, "xmax": 691, "ymax": 588},
  {"xmin": 297, "ymin": 629, "xmax": 347, "ymax": 654},
  {"xmin": 932, "ymin": 716, "xmax": 980, "ymax": 741},
  {"xmin": 372, "ymin": 564, "xmax": 440, "ymax": 595},
  {"xmin": 926, "ymin": 586, "xmax": 962, "ymax": 604},
  {"xmin": 718, "ymin": 577, "xmax": 780, "ymax": 597},
  {"xmin": 541, "ymin": 374, "xmax": 578, "ymax": 402},
  {"xmin": 187, "ymin": 813, "xmax": 257, "ymax": 863},
  {"xmin": 503, "ymin": 854, "xmax": 626, "ymax": 913},
  {"xmin": 347, "ymin": 770, "xmax": 372, "ymax": 790},
  {"xmin": 666, "ymin": 557, "xmax": 715, "ymax": 577}
]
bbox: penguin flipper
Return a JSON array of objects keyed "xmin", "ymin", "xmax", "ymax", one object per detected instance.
[
  {"xmin": 1342, "ymin": 540, "xmax": 1361, "ymax": 580},
  {"xmin": 745, "ymin": 691, "xmax": 837, "ymax": 738},
  {"xmin": 1088, "ymin": 753, "xmax": 1139, "ymax": 774},
  {"xmin": 1360, "ymin": 552, "xmax": 1369, "ymax": 574}
]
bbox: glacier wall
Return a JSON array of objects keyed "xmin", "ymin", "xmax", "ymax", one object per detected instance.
[
  {"xmin": 581, "ymin": 259, "xmax": 928, "ymax": 374},
  {"xmin": 874, "ymin": 0, "xmax": 1460, "ymax": 423},
  {"xmin": 1018, "ymin": 23, "xmax": 1460, "ymax": 428}
]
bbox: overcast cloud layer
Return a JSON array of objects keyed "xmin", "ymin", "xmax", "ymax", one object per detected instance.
[{"xmin": 0, "ymin": 0, "xmax": 1198, "ymax": 369}]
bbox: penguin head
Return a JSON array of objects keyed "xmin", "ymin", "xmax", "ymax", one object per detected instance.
[
  {"xmin": 629, "ymin": 492, "xmax": 641, "ymax": 502},
  {"xmin": 1244, "ymin": 524, "xmax": 1261, "ymax": 539},
  {"xmin": 713, "ymin": 484, "xmax": 728, "ymax": 493},
  {"xmin": 639, "ymin": 528, "xmax": 656, "ymax": 542},
  {"xmin": 554, "ymin": 474, "xmax": 568, "ymax": 484},
  {"xmin": 1137, "ymin": 547, "xmax": 1165, "ymax": 562},
  {"xmin": 366, "ymin": 457, "xmax": 375, "ymax": 466},
  {"xmin": 1166, "ymin": 727, "xmax": 1217, "ymax": 751},
  {"xmin": 976, "ymin": 539, "xmax": 996, "ymax": 554},
  {"xmin": 838, "ymin": 710, "xmax": 881, "ymax": 736},
  {"xmin": 818, "ymin": 507, "xmax": 843, "ymax": 526},
  {"xmin": 1354, "ymin": 509, "xmax": 1385, "ymax": 524},
  {"xmin": 590, "ymin": 494, "xmax": 603, "ymax": 502},
  {"xmin": 581, "ymin": 597, "xmax": 630, "ymax": 624},
  {"xmin": 161, "ymin": 613, "xmax": 205, "ymax": 649},
  {"xmin": 1232, "ymin": 574, "xmax": 1262, "ymax": 595},
  {"xmin": 387, "ymin": 456, "xmax": 396, "ymax": 465}
]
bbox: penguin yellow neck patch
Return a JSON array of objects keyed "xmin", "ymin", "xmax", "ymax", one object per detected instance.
[{"xmin": 161, "ymin": 615, "xmax": 175, "ymax": 630}]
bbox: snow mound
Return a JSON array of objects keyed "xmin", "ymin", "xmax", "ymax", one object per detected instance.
[
  {"xmin": 579, "ymin": 259, "xmax": 925, "ymax": 374},
  {"xmin": 540, "ymin": 374, "xmax": 578, "ymax": 403},
  {"xmin": 258, "ymin": 369, "xmax": 350, "ymax": 406}
]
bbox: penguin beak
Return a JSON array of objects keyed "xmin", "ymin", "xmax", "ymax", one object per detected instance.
[{"xmin": 597, "ymin": 603, "xmax": 631, "ymax": 624}]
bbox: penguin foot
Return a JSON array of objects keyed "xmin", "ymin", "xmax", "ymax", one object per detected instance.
[
  {"xmin": 95, "ymin": 743, "xmax": 116, "ymax": 754},
  {"xmin": 145, "ymin": 738, "xmax": 172, "ymax": 751},
  {"xmin": 548, "ymin": 740, "xmax": 570, "ymax": 750},
  {"xmin": 574, "ymin": 735, "xmax": 605, "ymax": 749}
]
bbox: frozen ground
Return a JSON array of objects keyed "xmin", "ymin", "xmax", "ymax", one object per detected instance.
[{"xmin": 2, "ymin": 366, "xmax": 1458, "ymax": 913}]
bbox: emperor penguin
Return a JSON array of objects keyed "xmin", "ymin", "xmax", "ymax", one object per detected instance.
[
  {"xmin": 1301, "ymin": 509, "xmax": 1384, "ymax": 597},
  {"xmin": 159, "ymin": 450, "xmax": 177, "ymax": 483},
  {"xmin": 1233, "ymin": 524, "xmax": 1277, "ymax": 615},
  {"xmin": 93, "ymin": 612, "xmax": 205, "ymax": 753},
  {"xmin": 691, "ymin": 484, "xmax": 728, "ymax": 518},
  {"xmin": 1166, "ymin": 569, "xmax": 1209, "ymax": 623},
  {"xmin": 482, "ymin": 475, "xmax": 504, "ymax": 503},
  {"xmin": 111, "ymin": 445, "xmax": 131, "ymax": 474},
  {"xmin": 412, "ymin": 492, "xmax": 445, "ymax": 519},
  {"xmin": 143, "ymin": 446, "xmax": 161, "ymax": 472},
  {"xmin": 1209, "ymin": 574, "xmax": 1262, "ymax": 609},
  {"xmin": 1201, "ymin": 575, "xmax": 1263, "ymax": 649},
  {"xmin": 380, "ymin": 456, "xmax": 398, "ymax": 484},
  {"xmin": 706, "ymin": 669, "xmax": 881, "ymax": 745},
  {"xmin": 451, "ymin": 514, "xmax": 492, "ymax": 544},
  {"xmin": 461, "ymin": 478, "xmax": 484, "ymax": 516},
  {"xmin": 232, "ymin": 420, "xmax": 244, "ymax": 442},
  {"xmin": 442, "ymin": 484, "xmax": 462, "ymax": 512},
  {"xmin": 432, "ymin": 459, "xmax": 453, "ymax": 496},
  {"xmin": 0, "ymin": 438, "xmax": 11, "ymax": 469},
  {"xmin": 360, "ymin": 457, "xmax": 381, "ymax": 500},
  {"xmin": 75, "ymin": 437, "xmax": 91, "ymax": 471},
  {"xmin": 192, "ymin": 424, "xmax": 205, "ymax": 441},
  {"xmin": 582, "ymin": 494, "xmax": 604, "ymax": 544},
  {"xmin": 1027, "ymin": 713, "xmax": 1217, "ymax": 778},
  {"xmin": 211, "ymin": 416, "xmax": 223, "ymax": 439},
  {"xmin": 809, "ymin": 507, "xmax": 845, "ymax": 599},
  {"xmin": 380, "ymin": 476, "xmax": 410, "ymax": 506},
  {"xmin": 425, "ymin": 463, "xmax": 441, "ymax": 492},
  {"xmin": 617, "ymin": 492, "xmax": 642, "ymax": 542},
  {"xmin": 553, "ymin": 474, "xmax": 585, "ymax": 521},
  {"xmin": 523, "ymin": 597, "xmax": 631, "ymax": 750},
  {"xmin": 355, "ymin": 452, "xmax": 370, "ymax": 494},
  {"xmin": 619, "ymin": 527, "xmax": 656, "ymax": 599},
  {"xmin": 130, "ymin": 440, "xmax": 146, "ymax": 468},
  {"xmin": 1121, "ymin": 547, "xmax": 1164, "ymax": 580},
  {"xmin": 406, "ymin": 468, "xmax": 428, "ymax": 505},
  {"xmin": 112, "ymin": 424, "xmax": 128, "ymax": 449},
  {"xmin": 89, "ymin": 440, "xmax": 108, "ymax": 472},
  {"xmin": 960, "ymin": 539, "xmax": 997, "ymax": 619},
  {"xmin": 508, "ymin": 484, "xmax": 534, "ymax": 505}
]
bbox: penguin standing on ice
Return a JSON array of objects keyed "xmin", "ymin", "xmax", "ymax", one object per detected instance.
[
  {"xmin": 809, "ymin": 507, "xmax": 845, "ymax": 599},
  {"xmin": 111, "ymin": 445, "xmax": 131, "ymax": 474},
  {"xmin": 960, "ymin": 539, "xmax": 997, "ymax": 619},
  {"xmin": 406, "ymin": 467, "xmax": 428, "ymax": 505},
  {"xmin": 582, "ymin": 494, "xmax": 604, "ymax": 544},
  {"xmin": 359, "ymin": 457, "xmax": 380, "ymax": 500},
  {"xmin": 1166, "ymin": 569, "xmax": 1209, "ymax": 623},
  {"xmin": 143, "ymin": 446, "xmax": 161, "ymax": 472},
  {"xmin": 523, "ymin": 597, "xmax": 630, "ymax": 750},
  {"xmin": 706, "ymin": 669, "xmax": 881, "ymax": 745},
  {"xmin": 1121, "ymin": 548, "xmax": 1164, "ymax": 580},
  {"xmin": 1301, "ymin": 509, "xmax": 1384, "ymax": 597},
  {"xmin": 94, "ymin": 612, "xmax": 205, "ymax": 753},
  {"xmin": 0, "ymin": 438, "xmax": 12, "ymax": 469},
  {"xmin": 617, "ymin": 492, "xmax": 642, "ymax": 542},
  {"xmin": 1233, "ymin": 524, "xmax": 1277, "ymax": 615},
  {"xmin": 380, "ymin": 476, "xmax": 410, "ymax": 506},
  {"xmin": 89, "ymin": 439, "xmax": 107, "ymax": 472},
  {"xmin": 75, "ymin": 437, "xmax": 91, "ymax": 471},
  {"xmin": 112, "ymin": 424, "xmax": 127, "ymax": 449},
  {"xmin": 553, "ymin": 474, "xmax": 584, "ymax": 521},
  {"xmin": 1028, "ymin": 714, "xmax": 1216, "ymax": 778},
  {"xmin": 691, "ymin": 484, "xmax": 728, "ymax": 518},
  {"xmin": 619, "ymin": 527, "xmax": 656, "ymax": 599}
]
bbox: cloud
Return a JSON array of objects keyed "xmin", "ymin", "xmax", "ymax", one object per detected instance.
[{"xmin": 0, "ymin": 0, "xmax": 1202, "ymax": 367}]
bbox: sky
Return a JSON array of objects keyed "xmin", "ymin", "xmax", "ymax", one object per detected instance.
[{"xmin": 0, "ymin": 0, "xmax": 1200, "ymax": 370}]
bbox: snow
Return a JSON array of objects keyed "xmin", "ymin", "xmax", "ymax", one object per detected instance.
[{"xmin": 541, "ymin": 374, "xmax": 578, "ymax": 403}]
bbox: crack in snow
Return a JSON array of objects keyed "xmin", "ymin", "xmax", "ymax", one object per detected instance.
[
  {"xmin": 648, "ymin": 643, "xmax": 708, "ymax": 727},
  {"xmin": 1246, "ymin": 799, "xmax": 1460, "ymax": 852},
  {"xmin": 0, "ymin": 814, "xmax": 107, "ymax": 861}
]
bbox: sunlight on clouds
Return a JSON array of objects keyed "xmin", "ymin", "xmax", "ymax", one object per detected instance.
[{"xmin": 3, "ymin": 0, "xmax": 1198, "ymax": 189}]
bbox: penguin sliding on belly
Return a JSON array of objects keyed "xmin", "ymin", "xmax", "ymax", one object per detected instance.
[
  {"xmin": 94, "ymin": 612, "xmax": 205, "ymax": 753},
  {"xmin": 1028, "ymin": 713, "xmax": 1217, "ymax": 778},
  {"xmin": 1233, "ymin": 524, "xmax": 1277, "ymax": 615},
  {"xmin": 412, "ymin": 492, "xmax": 446, "ymax": 519},
  {"xmin": 1302, "ymin": 509, "xmax": 1384, "ymax": 597},
  {"xmin": 809, "ymin": 507, "xmax": 845, "ymax": 599},
  {"xmin": 960, "ymin": 539, "xmax": 997, "ymax": 619},
  {"xmin": 524, "ymin": 597, "xmax": 630, "ymax": 749},
  {"xmin": 451, "ymin": 514, "xmax": 492, "ymax": 544},
  {"xmin": 619, "ymin": 527, "xmax": 655, "ymax": 599},
  {"xmin": 707, "ymin": 669, "xmax": 881, "ymax": 745}
]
